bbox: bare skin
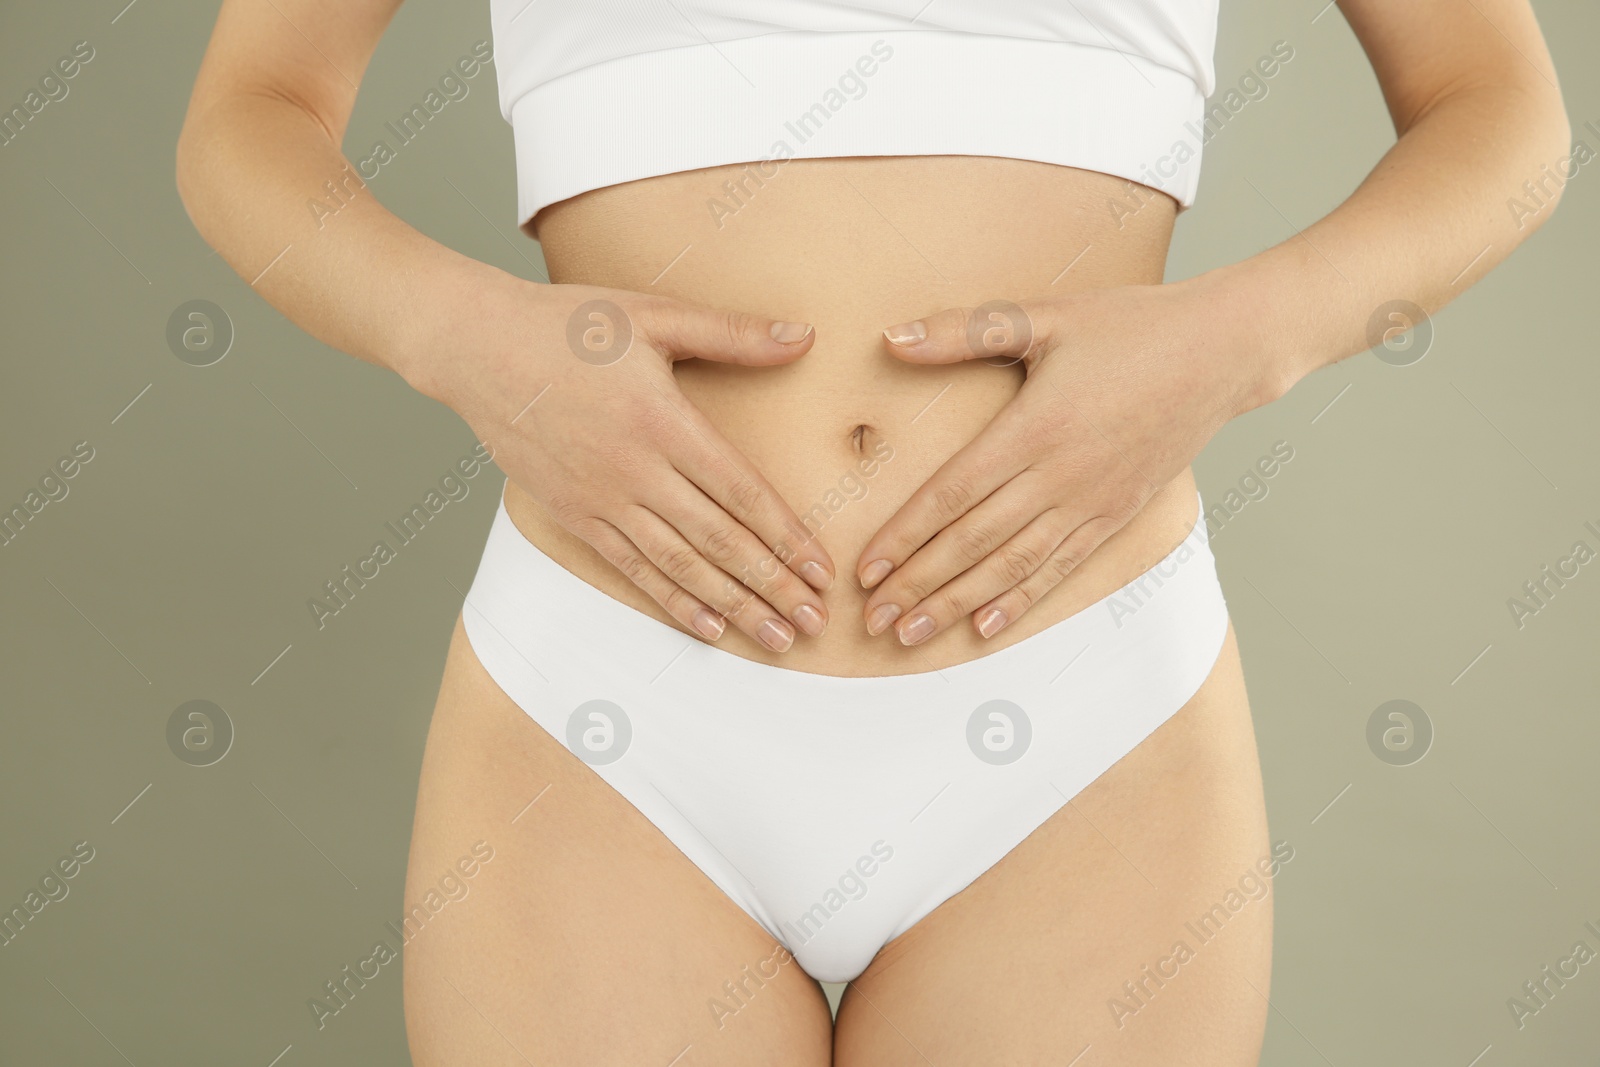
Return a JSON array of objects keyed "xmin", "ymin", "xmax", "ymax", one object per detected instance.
[
  {"xmin": 406, "ymin": 616, "xmax": 1267, "ymax": 1066},
  {"xmin": 175, "ymin": 0, "xmax": 1568, "ymax": 1062},
  {"xmin": 404, "ymin": 155, "xmax": 1274, "ymax": 1065},
  {"xmin": 512, "ymin": 154, "xmax": 1204, "ymax": 677}
]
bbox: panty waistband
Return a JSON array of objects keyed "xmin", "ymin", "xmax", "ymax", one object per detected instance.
[{"xmin": 462, "ymin": 483, "xmax": 1227, "ymax": 702}]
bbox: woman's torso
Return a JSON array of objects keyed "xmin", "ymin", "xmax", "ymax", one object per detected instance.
[{"xmin": 508, "ymin": 154, "xmax": 1200, "ymax": 676}]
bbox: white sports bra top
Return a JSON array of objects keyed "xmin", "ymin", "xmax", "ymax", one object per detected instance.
[{"xmin": 489, "ymin": 1, "xmax": 1220, "ymax": 227}]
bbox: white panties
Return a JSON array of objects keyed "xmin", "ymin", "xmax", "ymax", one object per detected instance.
[{"xmin": 461, "ymin": 486, "xmax": 1230, "ymax": 983}]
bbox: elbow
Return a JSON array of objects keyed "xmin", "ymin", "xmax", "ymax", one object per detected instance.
[
  {"xmin": 174, "ymin": 130, "xmax": 197, "ymax": 225},
  {"xmin": 1541, "ymin": 102, "xmax": 1574, "ymax": 221},
  {"xmin": 175, "ymin": 96, "xmax": 237, "ymax": 254},
  {"xmin": 1523, "ymin": 81, "xmax": 1574, "ymax": 221},
  {"xmin": 174, "ymin": 108, "xmax": 208, "ymax": 236},
  {"xmin": 1491, "ymin": 79, "xmax": 1574, "ymax": 236}
]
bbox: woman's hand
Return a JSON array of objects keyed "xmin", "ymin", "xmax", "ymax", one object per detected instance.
[
  {"xmin": 413, "ymin": 272, "xmax": 835, "ymax": 653},
  {"xmin": 855, "ymin": 279, "xmax": 1277, "ymax": 645}
]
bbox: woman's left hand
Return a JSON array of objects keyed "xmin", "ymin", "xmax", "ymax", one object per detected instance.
[{"xmin": 856, "ymin": 278, "xmax": 1278, "ymax": 645}]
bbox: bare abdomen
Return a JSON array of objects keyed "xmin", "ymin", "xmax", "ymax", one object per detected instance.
[{"xmin": 507, "ymin": 154, "xmax": 1201, "ymax": 677}]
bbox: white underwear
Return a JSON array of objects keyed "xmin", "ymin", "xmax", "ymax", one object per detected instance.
[{"xmin": 461, "ymin": 486, "xmax": 1230, "ymax": 983}]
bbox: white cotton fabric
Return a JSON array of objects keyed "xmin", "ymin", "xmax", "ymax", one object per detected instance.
[
  {"xmin": 461, "ymin": 485, "xmax": 1230, "ymax": 981},
  {"xmin": 488, "ymin": 0, "xmax": 1221, "ymax": 225}
]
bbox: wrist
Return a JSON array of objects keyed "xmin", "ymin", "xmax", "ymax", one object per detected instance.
[
  {"xmin": 390, "ymin": 254, "xmax": 530, "ymax": 408},
  {"xmin": 1175, "ymin": 261, "xmax": 1303, "ymax": 418}
]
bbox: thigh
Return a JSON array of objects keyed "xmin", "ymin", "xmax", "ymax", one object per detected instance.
[
  {"xmin": 834, "ymin": 624, "xmax": 1274, "ymax": 1066},
  {"xmin": 402, "ymin": 618, "xmax": 833, "ymax": 1067}
]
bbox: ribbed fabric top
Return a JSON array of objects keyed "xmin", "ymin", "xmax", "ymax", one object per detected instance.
[{"xmin": 489, "ymin": 1, "xmax": 1220, "ymax": 226}]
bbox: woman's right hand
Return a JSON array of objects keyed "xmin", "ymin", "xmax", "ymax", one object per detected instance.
[{"xmin": 411, "ymin": 271, "xmax": 833, "ymax": 653}]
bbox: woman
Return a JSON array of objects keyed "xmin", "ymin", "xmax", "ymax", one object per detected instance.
[{"xmin": 176, "ymin": 1, "xmax": 1569, "ymax": 1062}]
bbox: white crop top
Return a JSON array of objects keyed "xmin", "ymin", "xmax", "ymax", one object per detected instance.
[{"xmin": 489, "ymin": 1, "xmax": 1219, "ymax": 227}]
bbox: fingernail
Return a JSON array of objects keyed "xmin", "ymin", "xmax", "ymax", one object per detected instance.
[
  {"xmin": 977, "ymin": 608, "xmax": 1008, "ymax": 638},
  {"xmin": 758, "ymin": 619, "xmax": 795, "ymax": 652},
  {"xmin": 693, "ymin": 609, "xmax": 725, "ymax": 641},
  {"xmin": 882, "ymin": 321, "xmax": 927, "ymax": 345},
  {"xmin": 866, "ymin": 603, "xmax": 902, "ymax": 637},
  {"xmin": 799, "ymin": 560, "xmax": 833, "ymax": 591},
  {"xmin": 860, "ymin": 559, "xmax": 893, "ymax": 588},
  {"xmin": 898, "ymin": 614, "xmax": 935, "ymax": 646},
  {"xmin": 770, "ymin": 321, "xmax": 814, "ymax": 343},
  {"xmin": 793, "ymin": 604, "xmax": 826, "ymax": 637}
]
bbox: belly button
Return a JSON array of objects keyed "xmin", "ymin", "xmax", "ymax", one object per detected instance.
[{"xmin": 851, "ymin": 423, "xmax": 872, "ymax": 453}]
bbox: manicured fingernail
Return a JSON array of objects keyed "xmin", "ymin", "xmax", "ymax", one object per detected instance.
[
  {"xmin": 866, "ymin": 603, "xmax": 901, "ymax": 637},
  {"xmin": 758, "ymin": 619, "xmax": 795, "ymax": 652},
  {"xmin": 860, "ymin": 560, "xmax": 893, "ymax": 588},
  {"xmin": 882, "ymin": 321, "xmax": 927, "ymax": 345},
  {"xmin": 898, "ymin": 614, "xmax": 936, "ymax": 646},
  {"xmin": 977, "ymin": 608, "xmax": 1008, "ymax": 638},
  {"xmin": 693, "ymin": 609, "xmax": 725, "ymax": 641},
  {"xmin": 770, "ymin": 321, "xmax": 814, "ymax": 343},
  {"xmin": 793, "ymin": 604, "xmax": 826, "ymax": 637},
  {"xmin": 799, "ymin": 560, "xmax": 833, "ymax": 591}
]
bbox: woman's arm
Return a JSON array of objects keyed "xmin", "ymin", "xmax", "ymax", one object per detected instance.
[
  {"xmin": 1195, "ymin": 0, "xmax": 1571, "ymax": 403},
  {"xmin": 854, "ymin": 0, "xmax": 1569, "ymax": 644},
  {"xmin": 176, "ymin": 0, "xmax": 507, "ymax": 382},
  {"xmin": 177, "ymin": 0, "xmax": 837, "ymax": 652}
]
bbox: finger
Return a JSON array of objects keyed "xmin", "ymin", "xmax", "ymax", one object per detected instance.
[
  {"xmin": 639, "ymin": 298, "xmax": 816, "ymax": 367},
  {"xmin": 581, "ymin": 517, "xmax": 729, "ymax": 643},
  {"xmin": 860, "ymin": 476, "xmax": 1048, "ymax": 635},
  {"xmin": 647, "ymin": 476, "xmax": 829, "ymax": 637},
  {"xmin": 662, "ymin": 401, "xmax": 836, "ymax": 592},
  {"xmin": 618, "ymin": 505, "xmax": 800, "ymax": 653},
  {"xmin": 881, "ymin": 301, "xmax": 1042, "ymax": 366},
  {"xmin": 889, "ymin": 510, "xmax": 1085, "ymax": 646},
  {"xmin": 965, "ymin": 517, "xmax": 1125, "ymax": 642},
  {"xmin": 855, "ymin": 413, "xmax": 1031, "ymax": 590}
]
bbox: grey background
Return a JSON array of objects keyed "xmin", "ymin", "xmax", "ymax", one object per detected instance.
[{"xmin": 1, "ymin": 1, "xmax": 1596, "ymax": 1064}]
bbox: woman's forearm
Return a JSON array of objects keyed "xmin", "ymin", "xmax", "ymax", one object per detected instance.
[
  {"xmin": 175, "ymin": 89, "xmax": 506, "ymax": 395},
  {"xmin": 1192, "ymin": 78, "xmax": 1571, "ymax": 410}
]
